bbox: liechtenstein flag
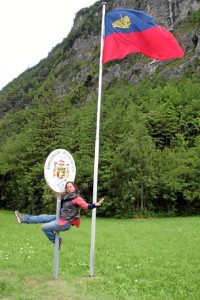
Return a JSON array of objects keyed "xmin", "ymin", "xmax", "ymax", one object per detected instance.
[{"xmin": 102, "ymin": 9, "xmax": 185, "ymax": 63}]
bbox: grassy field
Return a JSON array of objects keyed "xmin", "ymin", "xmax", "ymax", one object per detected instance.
[{"xmin": 0, "ymin": 210, "xmax": 200, "ymax": 300}]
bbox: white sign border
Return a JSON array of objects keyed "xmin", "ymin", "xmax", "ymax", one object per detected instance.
[{"xmin": 44, "ymin": 148, "xmax": 76, "ymax": 193}]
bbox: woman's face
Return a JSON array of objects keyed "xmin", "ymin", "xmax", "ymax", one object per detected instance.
[{"xmin": 66, "ymin": 182, "xmax": 76, "ymax": 193}]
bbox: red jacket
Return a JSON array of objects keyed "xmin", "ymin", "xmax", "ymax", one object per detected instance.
[{"xmin": 58, "ymin": 196, "xmax": 95, "ymax": 227}]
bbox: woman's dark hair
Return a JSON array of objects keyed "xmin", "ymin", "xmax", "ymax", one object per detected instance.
[{"xmin": 65, "ymin": 181, "xmax": 78, "ymax": 193}]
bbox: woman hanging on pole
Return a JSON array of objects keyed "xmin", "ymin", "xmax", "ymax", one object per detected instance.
[{"xmin": 15, "ymin": 181, "xmax": 104, "ymax": 249}]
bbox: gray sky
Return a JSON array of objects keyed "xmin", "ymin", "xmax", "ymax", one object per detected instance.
[{"xmin": 0, "ymin": 0, "xmax": 97, "ymax": 90}]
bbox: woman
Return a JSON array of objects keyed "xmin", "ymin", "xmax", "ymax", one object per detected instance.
[{"xmin": 15, "ymin": 181, "xmax": 104, "ymax": 249}]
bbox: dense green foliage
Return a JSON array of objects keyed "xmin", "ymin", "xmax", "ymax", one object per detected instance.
[
  {"xmin": 0, "ymin": 3, "xmax": 199, "ymax": 217},
  {"xmin": 0, "ymin": 74, "xmax": 199, "ymax": 216}
]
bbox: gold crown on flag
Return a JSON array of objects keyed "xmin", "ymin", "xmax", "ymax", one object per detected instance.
[{"xmin": 112, "ymin": 15, "xmax": 131, "ymax": 29}]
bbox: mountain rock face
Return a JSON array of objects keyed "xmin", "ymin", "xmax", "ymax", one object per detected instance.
[
  {"xmin": 114, "ymin": 0, "xmax": 200, "ymax": 28},
  {"xmin": 54, "ymin": 0, "xmax": 200, "ymax": 99},
  {"xmin": 0, "ymin": 0, "xmax": 200, "ymax": 112}
]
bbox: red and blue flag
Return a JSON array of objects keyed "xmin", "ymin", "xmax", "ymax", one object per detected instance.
[{"xmin": 102, "ymin": 9, "xmax": 184, "ymax": 63}]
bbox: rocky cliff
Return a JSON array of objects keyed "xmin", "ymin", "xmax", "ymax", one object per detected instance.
[
  {"xmin": 0, "ymin": 0, "xmax": 200, "ymax": 113},
  {"xmin": 53, "ymin": 0, "xmax": 200, "ymax": 99}
]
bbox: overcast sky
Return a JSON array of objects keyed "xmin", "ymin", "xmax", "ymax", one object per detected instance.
[{"xmin": 0, "ymin": 0, "xmax": 98, "ymax": 90}]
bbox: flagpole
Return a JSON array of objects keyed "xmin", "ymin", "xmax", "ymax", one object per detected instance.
[{"xmin": 89, "ymin": 2, "xmax": 107, "ymax": 278}]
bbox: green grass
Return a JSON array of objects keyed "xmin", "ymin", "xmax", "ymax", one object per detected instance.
[{"xmin": 0, "ymin": 211, "xmax": 200, "ymax": 300}]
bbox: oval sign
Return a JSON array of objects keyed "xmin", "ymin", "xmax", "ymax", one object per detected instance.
[{"xmin": 44, "ymin": 149, "xmax": 76, "ymax": 193}]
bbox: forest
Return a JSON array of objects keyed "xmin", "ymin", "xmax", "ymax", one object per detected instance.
[
  {"xmin": 0, "ymin": 73, "xmax": 199, "ymax": 217},
  {"xmin": 0, "ymin": 1, "xmax": 199, "ymax": 218}
]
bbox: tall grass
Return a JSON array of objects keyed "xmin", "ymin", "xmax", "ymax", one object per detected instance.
[{"xmin": 0, "ymin": 211, "xmax": 200, "ymax": 299}]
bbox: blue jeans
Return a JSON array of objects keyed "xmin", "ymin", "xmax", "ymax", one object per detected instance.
[{"xmin": 24, "ymin": 214, "xmax": 71, "ymax": 244}]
